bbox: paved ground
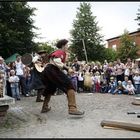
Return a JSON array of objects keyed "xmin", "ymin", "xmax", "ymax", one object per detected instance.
[{"xmin": 0, "ymin": 92, "xmax": 140, "ymax": 138}]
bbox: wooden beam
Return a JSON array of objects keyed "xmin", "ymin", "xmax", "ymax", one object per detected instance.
[{"xmin": 101, "ymin": 120, "xmax": 140, "ymax": 132}]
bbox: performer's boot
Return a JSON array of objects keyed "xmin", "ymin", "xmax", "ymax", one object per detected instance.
[
  {"xmin": 36, "ymin": 89, "xmax": 44, "ymax": 102},
  {"xmin": 67, "ymin": 89, "xmax": 85, "ymax": 115},
  {"xmin": 41, "ymin": 94, "xmax": 51, "ymax": 113}
]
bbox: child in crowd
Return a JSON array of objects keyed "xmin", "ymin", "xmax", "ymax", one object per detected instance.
[
  {"xmin": 126, "ymin": 80, "xmax": 136, "ymax": 95},
  {"xmin": 113, "ymin": 80, "xmax": 124, "ymax": 95},
  {"xmin": 9, "ymin": 69, "xmax": 20, "ymax": 100},
  {"xmin": 94, "ymin": 71, "xmax": 101, "ymax": 92},
  {"xmin": 108, "ymin": 76, "xmax": 117, "ymax": 94}
]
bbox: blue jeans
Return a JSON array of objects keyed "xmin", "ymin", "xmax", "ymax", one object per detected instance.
[
  {"xmin": 17, "ymin": 75, "xmax": 28, "ymax": 96},
  {"xmin": 11, "ymin": 85, "xmax": 20, "ymax": 99},
  {"xmin": 134, "ymin": 84, "xmax": 140, "ymax": 94}
]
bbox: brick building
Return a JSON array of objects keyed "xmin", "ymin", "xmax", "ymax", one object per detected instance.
[{"xmin": 106, "ymin": 30, "xmax": 140, "ymax": 55}]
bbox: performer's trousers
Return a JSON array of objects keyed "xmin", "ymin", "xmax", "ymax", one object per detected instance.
[
  {"xmin": 36, "ymin": 89, "xmax": 44, "ymax": 102},
  {"xmin": 41, "ymin": 93, "xmax": 51, "ymax": 113}
]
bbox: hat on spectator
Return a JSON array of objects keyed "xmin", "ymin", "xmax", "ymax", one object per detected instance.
[
  {"xmin": 135, "ymin": 70, "xmax": 139, "ymax": 74},
  {"xmin": 110, "ymin": 76, "xmax": 114, "ymax": 80}
]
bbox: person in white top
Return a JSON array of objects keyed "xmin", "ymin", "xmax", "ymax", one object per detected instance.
[
  {"xmin": 77, "ymin": 70, "xmax": 84, "ymax": 92},
  {"xmin": 126, "ymin": 80, "xmax": 136, "ymax": 95},
  {"xmin": 133, "ymin": 71, "xmax": 140, "ymax": 94},
  {"xmin": 115, "ymin": 58, "xmax": 125, "ymax": 82},
  {"xmin": 15, "ymin": 55, "xmax": 29, "ymax": 97},
  {"xmin": 9, "ymin": 69, "xmax": 20, "ymax": 100}
]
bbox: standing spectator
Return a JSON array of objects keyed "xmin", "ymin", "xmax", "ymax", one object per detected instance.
[
  {"xmin": 6, "ymin": 62, "xmax": 15, "ymax": 97},
  {"xmin": 83, "ymin": 71, "xmax": 92, "ymax": 92},
  {"xmin": 68, "ymin": 68, "xmax": 78, "ymax": 93},
  {"xmin": 124, "ymin": 58, "xmax": 134, "ymax": 85},
  {"xmin": 115, "ymin": 58, "xmax": 125, "ymax": 83},
  {"xmin": 103, "ymin": 59, "xmax": 108, "ymax": 72},
  {"xmin": 0, "ymin": 56, "xmax": 9, "ymax": 96},
  {"xmin": 8, "ymin": 70, "xmax": 20, "ymax": 100},
  {"xmin": 133, "ymin": 71, "xmax": 140, "ymax": 94},
  {"xmin": 71, "ymin": 58, "xmax": 80, "ymax": 72},
  {"xmin": 15, "ymin": 55, "xmax": 29, "ymax": 97},
  {"xmin": 77, "ymin": 69, "xmax": 84, "ymax": 93},
  {"xmin": 24, "ymin": 66, "xmax": 32, "ymax": 95},
  {"xmin": 94, "ymin": 71, "xmax": 101, "ymax": 93},
  {"xmin": 91, "ymin": 72, "xmax": 95, "ymax": 93}
]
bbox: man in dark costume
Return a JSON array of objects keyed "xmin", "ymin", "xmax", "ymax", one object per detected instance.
[
  {"xmin": 41, "ymin": 39, "xmax": 85, "ymax": 116},
  {"xmin": 29, "ymin": 50, "xmax": 47, "ymax": 102}
]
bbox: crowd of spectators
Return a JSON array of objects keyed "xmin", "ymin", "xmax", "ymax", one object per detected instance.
[
  {"xmin": 67, "ymin": 57, "xmax": 140, "ymax": 95},
  {"xmin": 0, "ymin": 54, "xmax": 140, "ymax": 101}
]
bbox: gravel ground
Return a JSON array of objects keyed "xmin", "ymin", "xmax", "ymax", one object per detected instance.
[{"xmin": 0, "ymin": 92, "xmax": 140, "ymax": 138}]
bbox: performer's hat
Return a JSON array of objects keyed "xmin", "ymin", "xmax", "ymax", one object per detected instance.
[{"xmin": 37, "ymin": 50, "xmax": 47, "ymax": 55}]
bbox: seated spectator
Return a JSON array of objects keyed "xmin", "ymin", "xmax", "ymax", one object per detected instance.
[
  {"xmin": 122, "ymin": 76, "xmax": 129, "ymax": 94},
  {"xmin": 126, "ymin": 80, "xmax": 136, "ymax": 95},
  {"xmin": 113, "ymin": 80, "xmax": 124, "ymax": 95},
  {"xmin": 108, "ymin": 76, "xmax": 117, "ymax": 94},
  {"xmin": 100, "ymin": 79, "xmax": 109, "ymax": 93}
]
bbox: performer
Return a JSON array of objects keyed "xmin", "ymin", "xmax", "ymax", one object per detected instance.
[
  {"xmin": 41, "ymin": 39, "xmax": 85, "ymax": 116},
  {"xmin": 29, "ymin": 50, "xmax": 47, "ymax": 102}
]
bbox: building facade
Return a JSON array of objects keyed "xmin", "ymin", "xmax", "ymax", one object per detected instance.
[{"xmin": 106, "ymin": 30, "xmax": 140, "ymax": 55}]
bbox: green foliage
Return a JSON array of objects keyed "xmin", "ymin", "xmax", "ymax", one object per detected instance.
[
  {"xmin": 70, "ymin": 2, "xmax": 105, "ymax": 63},
  {"xmin": 104, "ymin": 48, "xmax": 117, "ymax": 62},
  {"xmin": 117, "ymin": 30, "xmax": 139, "ymax": 62},
  {"xmin": 0, "ymin": 2, "xmax": 38, "ymax": 58},
  {"xmin": 37, "ymin": 42, "xmax": 55, "ymax": 55}
]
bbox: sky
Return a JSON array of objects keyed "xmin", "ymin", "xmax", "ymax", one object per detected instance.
[{"xmin": 28, "ymin": 2, "xmax": 140, "ymax": 44}]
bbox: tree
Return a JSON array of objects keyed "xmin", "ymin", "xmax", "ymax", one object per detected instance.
[
  {"xmin": 0, "ymin": 2, "xmax": 38, "ymax": 58},
  {"xmin": 37, "ymin": 42, "xmax": 55, "ymax": 55},
  {"xmin": 70, "ymin": 2, "xmax": 105, "ymax": 63},
  {"xmin": 135, "ymin": 5, "xmax": 140, "ymax": 30},
  {"xmin": 104, "ymin": 48, "xmax": 117, "ymax": 62},
  {"xmin": 117, "ymin": 30, "xmax": 139, "ymax": 62}
]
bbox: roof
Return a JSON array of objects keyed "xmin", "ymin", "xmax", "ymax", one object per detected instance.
[
  {"xmin": 5, "ymin": 53, "xmax": 20, "ymax": 64},
  {"xmin": 106, "ymin": 30, "xmax": 140, "ymax": 41}
]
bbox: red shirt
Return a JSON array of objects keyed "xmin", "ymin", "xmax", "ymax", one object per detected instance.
[{"xmin": 48, "ymin": 50, "xmax": 66, "ymax": 63}]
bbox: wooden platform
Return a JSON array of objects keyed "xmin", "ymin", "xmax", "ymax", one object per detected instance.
[{"xmin": 0, "ymin": 95, "xmax": 15, "ymax": 117}]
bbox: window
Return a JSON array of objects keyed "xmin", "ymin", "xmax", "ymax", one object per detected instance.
[{"xmin": 112, "ymin": 44, "xmax": 117, "ymax": 51}]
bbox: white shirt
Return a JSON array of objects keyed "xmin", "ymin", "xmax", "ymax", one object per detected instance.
[
  {"xmin": 9, "ymin": 75, "xmax": 19, "ymax": 87},
  {"xmin": 78, "ymin": 72, "xmax": 84, "ymax": 81},
  {"xmin": 15, "ymin": 61, "xmax": 25, "ymax": 75},
  {"xmin": 133, "ymin": 75, "xmax": 140, "ymax": 84},
  {"xmin": 126, "ymin": 84, "xmax": 135, "ymax": 91}
]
